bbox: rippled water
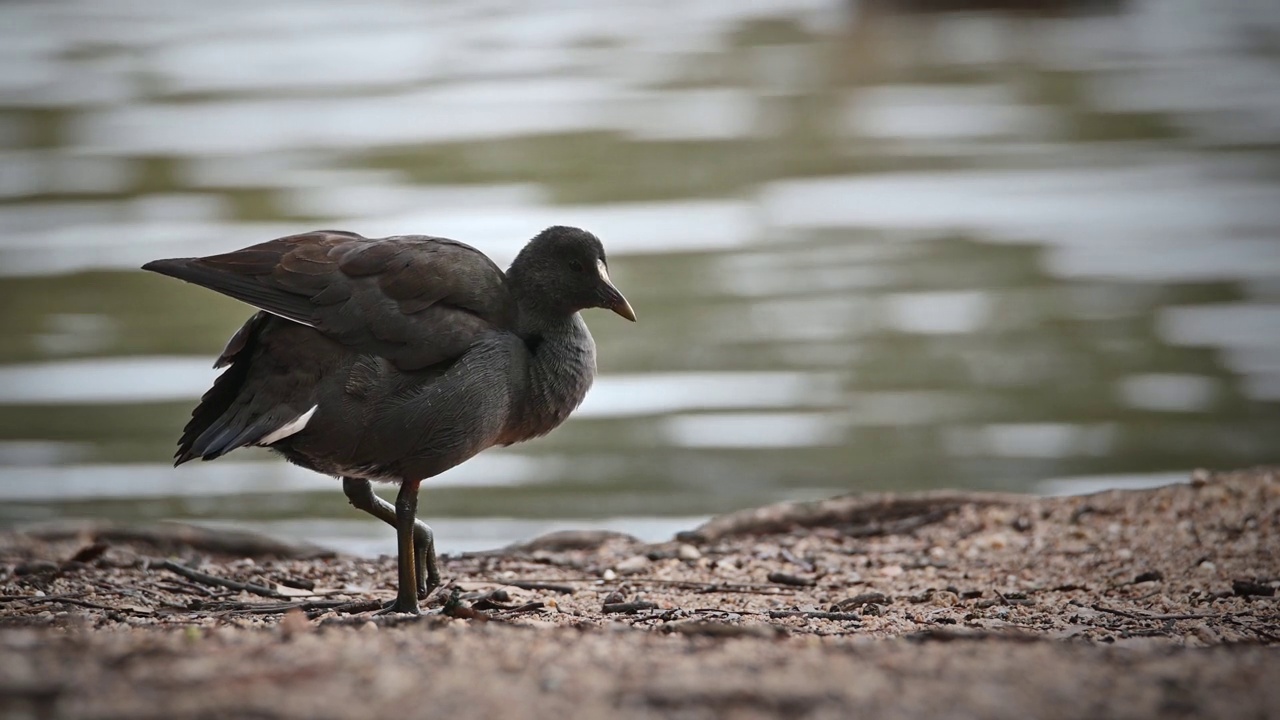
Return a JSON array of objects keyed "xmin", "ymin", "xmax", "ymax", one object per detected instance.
[{"xmin": 1, "ymin": 0, "xmax": 1278, "ymax": 555}]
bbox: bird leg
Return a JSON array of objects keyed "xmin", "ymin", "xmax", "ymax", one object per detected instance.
[
  {"xmin": 342, "ymin": 477, "xmax": 439, "ymax": 602},
  {"xmin": 372, "ymin": 479, "xmax": 422, "ymax": 615}
]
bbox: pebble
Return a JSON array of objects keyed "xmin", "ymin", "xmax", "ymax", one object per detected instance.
[
  {"xmin": 974, "ymin": 533, "xmax": 1010, "ymax": 551},
  {"xmin": 879, "ymin": 565, "xmax": 903, "ymax": 578},
  {"xmin": 930, "ymin": 591, "xmax": 960, "ymax": 608},
  {"xmin": 613, "ymin": 555, "xmax": 650, "ymax": 576},
  {"xmin": 15, "ymin": 560, "xmax": 58, "ymax": 576},
  {"xmin": 280, "ymin": 609, "xmax": 311, "ymax": 639},
  {"xmin": 361, "ymin": 621, "xmax": 378, "ymax": 633},
  {"xmin": 677, "ymin": 544, "xmax": 702, "ymax": 561}
]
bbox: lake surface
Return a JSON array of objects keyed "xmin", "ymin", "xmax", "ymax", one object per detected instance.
[{"xmin": 1, "ymin": 0, "xmax": 1278, "ymax": 555}]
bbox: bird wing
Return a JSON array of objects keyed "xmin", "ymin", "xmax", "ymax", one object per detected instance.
[{"xmin": 143, "ymin": 230, "xmax": 516, "ymax": 370}]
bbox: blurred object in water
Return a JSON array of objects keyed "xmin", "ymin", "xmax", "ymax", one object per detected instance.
[
  {"xmin": 855, "ymin": 0, "xmax": 1129, "ymax": 17},
  {"xmin": 840, "ymin": 0, "xmax": 1132, "ymax": 86}
]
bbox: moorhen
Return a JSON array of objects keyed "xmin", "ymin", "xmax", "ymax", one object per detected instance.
[{"xmin": 143, "ymin": 226, "xmax": 635, "ymax": 614}]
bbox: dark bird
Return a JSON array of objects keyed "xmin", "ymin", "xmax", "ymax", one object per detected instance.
[{"xmin": 143, "ymin": 226, "xmax": 635, "ymax": 614}]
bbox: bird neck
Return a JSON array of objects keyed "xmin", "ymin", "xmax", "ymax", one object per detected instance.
[{"xmin": 504, "ymin": 309, "xmax": 596, "ymax": 444}]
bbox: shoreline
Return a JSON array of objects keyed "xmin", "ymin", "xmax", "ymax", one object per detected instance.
[{"xmin": 1, "ymin": 467, "xmax": 1276, "ymax": 719}]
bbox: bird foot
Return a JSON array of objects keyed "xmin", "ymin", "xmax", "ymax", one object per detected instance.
[{"xmin": 375, "ymin": 598, "xmax": 421, "ymax": 616}]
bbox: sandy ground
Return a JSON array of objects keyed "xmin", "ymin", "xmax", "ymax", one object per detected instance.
[{"xmin": 1, "ymin": 467, "xmax": 1277, "ymax": 719}]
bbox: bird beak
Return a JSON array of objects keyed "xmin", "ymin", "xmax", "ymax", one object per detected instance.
[{"xmin": 598, "ymin": 259, "xmax": 636, "ymax": 322}]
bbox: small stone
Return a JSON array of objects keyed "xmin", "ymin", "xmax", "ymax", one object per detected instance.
[
  {"xmin": 14, "ymin": 560, "xmax": 58, "ymax": 576},
  {"xmin": 1194, "ymin": 625, "xmax": 1221, "ymax": 644},
  {"xmin": 879, "ymin": 565, "xmax": 903, "ymax": 578},
  {"xmin": 1116, "ymin": 548, "xmax": 1133, "ymax": 561},
  {"xmin": 280, "ymin": 608, "xmax": 311, "ymax": 639},
  {"xmin": 767, "ymin": 571, "xmax": 816, "ymax": 587},
  {"xmin": 614, "ymin": 555, "xmax": 650, "ymax": 576},
  {"xmin": 1232, "ymin": 579, "xmax": 1275, "ymax": 597},
  {"xmin": 602, "ymin": 569, "xmax": 617, "ymax": 581},
  {"xmin": 1198, "ymin": 560, "xmax": 1217, "ymax": 573},
  {"xmin": 361, "ymin": 621, "xmax": 378, "ymax": 633},
  {"xmin": 834, "ymin": 591, "xmax": 889, "ymax": 611},
  {"xmin": 977, "ymin": 533, "xmax": 1010, "ymax": 550},
  {"xmin": 930, "ymin": 591, "xmax": 960, "ymax": 607},
  {"xmin": 677, "ymin": 544, "xmax": 702, "ymax": 561}
]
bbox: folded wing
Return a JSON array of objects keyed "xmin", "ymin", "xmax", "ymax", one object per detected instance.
[{"xmin": 143, "ymin": 231, "xmax": 516, "ymax": 371}]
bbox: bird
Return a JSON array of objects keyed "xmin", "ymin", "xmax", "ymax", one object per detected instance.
[{"xmin": 142, "ymin": 226, "xmax": 635, "ymax": 614}]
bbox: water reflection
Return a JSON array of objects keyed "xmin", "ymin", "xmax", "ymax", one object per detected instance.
[{"xmin": 1, "ymin": 0, "xmax": 1278, "ymax": 554}]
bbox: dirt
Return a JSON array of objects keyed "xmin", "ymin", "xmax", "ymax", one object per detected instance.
[{"xmin": 1, "ymin": 467, "xmax": 1277, "ymax": 720}]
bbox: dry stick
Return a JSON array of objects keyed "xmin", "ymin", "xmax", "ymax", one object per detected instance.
[
  {"xmin": 152, "ymin": 579, "xmax": 217, "ymax": 597},
  {"xmin": 158, "ymin": 559, "xmax": 286, "ymax": 599},
  {"xmin": 1226, "ymin": 617, "xmax": 1280, "ymax": 643},
  {"xmin": 603, "ymin": 601, "xmax": 659, "ymax": 614},
  {"xmin": 503, "ymin": 581, "xmax": 576, "ymax": 594},
  {"xmin": 13, "ymin": 595, "xmax": 150, "ymax": 614},
  {"xmin": 1091, "ymin": 604, "xmax": 1218, "ymax": 621},
  {"xmin": 91, "ymin": 579, "xmax": 167, "ymax": 603},
  {"xmin": 494, "ymin": 602, "xmax": 547, "ymax": 616},
  {"xmin": 766, "ymin": 610, "xmax": 861, "ymax": 622},
  {"xmin": 219, "ymin": 599, "xmax": 359, "ymax": 616},
  {"xmin": 486, "ymin": 577, "xmax": 797, "ymax": 596},
  {"xmin": 309, "ymin": 599, "xmax": 384, "ymax": 618}
]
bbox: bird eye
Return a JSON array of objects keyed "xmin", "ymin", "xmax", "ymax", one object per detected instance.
[{"xmin": 568, "ymin": 259, "xmax": 584, "ymax": 272}]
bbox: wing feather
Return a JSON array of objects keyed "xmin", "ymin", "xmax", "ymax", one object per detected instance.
[{"xmin": 143, "ymin": 231, "xmax": 516, "ymax": 370}]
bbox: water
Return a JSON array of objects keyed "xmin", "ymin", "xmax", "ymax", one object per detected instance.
[{"xmin": 1, "ymin": 0, "xmax": 1278, "ymax": 556}]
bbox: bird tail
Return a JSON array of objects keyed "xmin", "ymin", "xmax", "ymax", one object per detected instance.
[{"xmin": 172, "ymin": 312, "xmax": 270, "ymax": 465}]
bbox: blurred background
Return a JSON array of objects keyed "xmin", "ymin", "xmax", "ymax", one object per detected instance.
[{"xmin": 1, "ymin": 0, "xmax": 1278, "ymax": 555}]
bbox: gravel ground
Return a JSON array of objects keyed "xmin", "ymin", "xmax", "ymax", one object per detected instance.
[{"xmin": 1, "ymin": 467, "xmax": 1277, "ymax": 719}]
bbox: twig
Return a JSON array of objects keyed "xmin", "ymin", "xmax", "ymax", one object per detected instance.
[
  {"xmin": 502, "ymin": 581, "xmax": 576, "ymax": 594},
  {"xmin": 495, "ymin": 602, "xmax": 546, "ymax": 615},
  {"xmin": 603, "ymin": 601, "xmax": 658, "ymax": 614},
  {"xmin": 158, "ymin": 559, "xmax": 286, "ymax": 599},
  {"xmin": 153, "ymin": 579, "xmax": 216, "ymax": 597},
  {"xmin": 1225, "ymin": 617, "xmax": 1280, "ymax": 643},
  {"xmin": 220, "ymin": 599, "xmax": 359, "ymax": 616},
  {"xmin": 1091, "ymin": 604, "xmax": 1217, "ymax": 621},
  {"xmin": 12, "ymin": 595, "xmax": 153, "ymax": 615},
  {"xmin": 766, "ymin": 610, "xmax": 861, "ymax": 622},
  {"xmin": 91, "ymin": 580, "xmax": 166, "ymax": 602},
  {"xmin": 483, "ymin": 577, "xmax": 795, "ymax": 595},
  {"xmin": 767, "ymin": 572, "xmax": 816, "ymax": 588},
  {"xmin": 308, "ymin": 599, "xmax": 384, "ymax": 618},
  {"xmin": 780, "ymin": 548, "xmax": 815, "ymax": 573},
  {"xmin": 844, "ymin": 509, "xmax": 953, "ymax": 538}
]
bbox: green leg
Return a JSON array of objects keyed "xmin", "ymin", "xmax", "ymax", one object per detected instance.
[
  {"xmin": 376, "ymin": 479, "xmax": 421, "ymax": 615},
  {"xmin": 342, "ymin": 477, "xmax": 439, "ymax": 602}
]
